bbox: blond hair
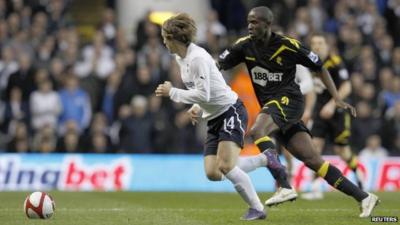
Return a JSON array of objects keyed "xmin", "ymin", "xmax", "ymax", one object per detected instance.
[{"xmin": 162, "ymin": 13, "xmax": 197, "ymax": 46}]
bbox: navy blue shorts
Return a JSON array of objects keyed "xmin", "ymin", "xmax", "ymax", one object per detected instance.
[{"xmin": 204, "ymin": 99, "xmax": 248, "ymax": 156}]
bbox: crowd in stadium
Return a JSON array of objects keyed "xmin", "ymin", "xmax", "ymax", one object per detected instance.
[{"xmin": 0, "ymin": 0, "xmax": 399, "ymax": 156}]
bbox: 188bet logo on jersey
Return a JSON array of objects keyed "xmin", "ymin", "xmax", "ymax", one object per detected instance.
[{"xmin": 251, "ymin": 66, "xmax": 283, "ymax": 86}]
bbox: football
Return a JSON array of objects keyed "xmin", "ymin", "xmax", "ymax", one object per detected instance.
[{"xmin": 23, "ymin": 192, "xmax": 55, "ymax": 219}]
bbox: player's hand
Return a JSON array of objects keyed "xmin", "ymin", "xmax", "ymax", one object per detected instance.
[
  {"xmin": 335, "ymin": 99, "xmax": 357, "ymax": 117},
  {"xmin": 320, "ymin": 101, "xmax": 336, "ymax": 119},
  {"xmin": 187, "ymin": 104, "xmax": 202, "ymax": 125},
  {"xmin": 155, "ymin": 81, "xmax": 173, "ymax": 97}
]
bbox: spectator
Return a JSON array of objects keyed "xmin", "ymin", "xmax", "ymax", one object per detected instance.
[
  {"xmin": 359, "ymin": 135, "xmax": 388, "ymax": 159},
  {"xmin": 58, "ymin": 74, "xmax": 91, "ymax": 135},
  {"xmin": 119, "ymin": 95, "xmax": 153, "ymax": 153},
  {"xmin": 20, "ymin": 6, "xmax": 32, "ymax": 30},
  {"xmin": 134, "ymin": 10, "xmax": 160, "ymax": 51},
  {"xmin": 2, "ymin": 87, "xmax": 29, "ymax": 133},
  {"xmin": 109, "ymin": 104, "xmax": 130, "ymax": 150},
  {"xmin": 392, "ymin": 47, "xmax": 400, "ymax": 75},
  {"xmin": 30, "ymin": 79, "xmax": 62, "ymax": 131},
  {"xmin": 307, "ymin": 0, "xmax": 326, "ymax": 31},
  {"xmin": 381, "ymin": 76, "xmax": 400, "ymax": 113},
  {"xmin": 90, "ymin": 132, "xmax": 110, "ymax": 153},
  {"xmin": 132, "ymin": 65, "xmax": 158, "ymax": 97},
  {"xmin": 360, "ymin": 57, "xmax": 377, "ymax": 84},
  {"xmin": 350, "ymin": 71, "xmax": 365, "ymax": 103},
  {"xmin": 32, "ymin": 125, "xmax": 57, "ymax": 153},
  {"xmin": 197, "ymin": 10, "xmax": 227, "ymax": 46},
  {"xmin": 352, "ymin": 101, "xmax": 381, "ymax": 151},
  {"xmin": 384, "ymin": 0, "xmax": 400, "ymax": 46},
  {"xmin": 48, "ymin": 58, "xmax": 65, "ymax": 88},
  {"xmin": 58, "ymin": 129, "xmax": 80, "ymax": 152},
  {"xmin": 381, "ymin": 101, "xmax": 400, "ymax": 154},
  {"xmin": 137, "ymin": 36, "xmax": 169, "ymax": 71},
  {"xmin": 10, "ymin": 0, "xmax": 24, "ymax": 14},
  {"xmin": 293, "ymin": 7, "xmax": 312, "ymax": 39},
  {"xmin": 47, "ymin": 0, "xmax": 71, "ymax": 33},
  {"xmin": 148, "ymin": 94, "xmax": 174, "ymax": 153},
  {"xmin": 7, "ymin": 12, "xmax": 20, "ymax": 36},
  {"xmin": 209, "ymin": 0, "xmax": 247, "ymax": 34},
  {"xmin": 35, "ymin": 35, "xmax": 56, "ymax": 68},
  {"xmin": 80, "ymin": 112, "xmax": 111, "ymax": 152},
  {"xmin": 101, "ymin": 69, "xmax": 122, "ymax": 123},
  {"xmin": 340, "ymin": 28, "xmax": 363, "ymax": 71},
  {"xmin": 30, "ymin": 12, "xmax": 48, "ymax": 49},
  {"xmin": 0, "ymin": 20, "xmax": 9, "ymax": 46},
  {"xmin": 376, "ymin": 34, "xmax": 394, "ymax": 67},
  {"xmin": 58, "ymin": 41, "xmax": 79, "ymax": 68},
  {"xmin": 98, "ymin": 8, "xmax": 117, "ymax": 46},
  {"xmin": 7, "ymin": 120, "xmax": 30, "ymax": 153},
  {"xmin": 6, "ymin": 52, "xmax": 36, "ymax": 102},
  {"xmin": 110, "ymin": 53, "xmax": 136, "ymax": 120},
  {"xmin": 0, "ymin": 46, "xmax": 19, "ymax": 96},
  {"xmin": 91, "ymin": 112, "xmax": 109, "ymax": 134},
  {"xmin": 377, "ymin": 68, "xmax": 395, "ymax": 115},
  {"xmin": 74, "ymin": 31, "xmax": 115, "ymax": 79},
  {"xmin": 0, "ymin": 0, "xmax": 7, "ymax": 20},
  {"xmin": 56, "ymin": 26, "xmax": 79, "ymax": 62},
  {"xmin": 358, "ymin": 82, "xmax": 377, "ymax": 109},
  {"xmin": 115, "ymin": 29, "xmax": 132, "ymax": 57},
  {"xmin": 171, "ymin": 108, "xmax": 202, "ymax": 154}
]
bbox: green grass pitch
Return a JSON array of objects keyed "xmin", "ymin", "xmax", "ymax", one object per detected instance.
[{"xmin": 0, "ymin": 191, "xmax": 398, "ymax": 225}]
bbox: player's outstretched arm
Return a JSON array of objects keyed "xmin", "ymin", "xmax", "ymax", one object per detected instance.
[{"xmin": 317, "ymin": 68, "xmax": 357, "ymax": 117}]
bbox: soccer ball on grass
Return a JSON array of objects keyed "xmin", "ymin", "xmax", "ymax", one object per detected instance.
[{"xmin": 23, "ymin": 191, "xmax": 55, "ymax": 219}]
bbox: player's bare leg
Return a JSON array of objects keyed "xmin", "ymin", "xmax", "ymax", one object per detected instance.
[
  {"xmin": 287, "ymin": 131, "xmax": 379, "ymax": 217},
  {"xmin": 248, "ymin": 113, "xmax": 297, "ymax": 206},
  {"xmin": 204, "ymin": 141, "xmax": 266, "ymax": 220},
  {"xmin": 334, "ymin": 145, "xmax": 364, "ymax": 189},
  {"xmin": 204, "ymin": 155, "xmax": 224, "ymax": 181}
]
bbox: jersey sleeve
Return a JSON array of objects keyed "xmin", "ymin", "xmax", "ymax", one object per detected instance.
[
  {"xmin": 218, "ymin": 39, "xmax": 245, "ymax": 70},
  {"xmin": 169, "ymin": 57, "xmax": 211, "ymax": 104},
  {"xmin": 293, "ymin": 43, "xmax": 323, "ymax": 72}
]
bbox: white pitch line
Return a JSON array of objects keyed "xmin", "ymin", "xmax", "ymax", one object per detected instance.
[{"xmin": 0, "ymin": 208, "xmax": 398, "ymax": 212}]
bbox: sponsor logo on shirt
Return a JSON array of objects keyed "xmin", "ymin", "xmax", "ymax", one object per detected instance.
[{"xmin": 251, "ymin": 66, "xmax": 283, "ymax": 86}]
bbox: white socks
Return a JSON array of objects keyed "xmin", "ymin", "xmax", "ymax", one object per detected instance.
[
  {"xmin": 237, "ymin": 154, "xmax": 268, "ymax": 173},
  {"xmin": 225, "ymin": 166, "xmax": 264, "ymax": 211}
]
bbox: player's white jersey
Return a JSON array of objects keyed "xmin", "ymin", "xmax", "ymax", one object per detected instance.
[
  {"xmin": 169, "ymin": 43, "xmax": 237, "ymax": 120},
  {"xmin": 295, "ymin": 65, "xmax": 314, "ymax": 94}
]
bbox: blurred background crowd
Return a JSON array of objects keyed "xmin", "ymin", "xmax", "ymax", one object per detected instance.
[{"xmin": 0, "ymin": 0, "xmax": 399, "ymax": 156}]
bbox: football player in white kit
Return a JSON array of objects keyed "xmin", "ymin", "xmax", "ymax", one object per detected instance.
[{"xmin": 155, "ymin": 13, "xmax": 268, "ymax": 220}]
